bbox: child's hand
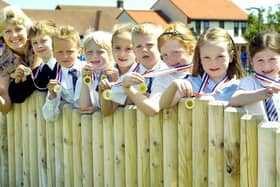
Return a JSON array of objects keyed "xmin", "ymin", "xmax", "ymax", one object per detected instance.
[
  {"xmin": 11, "ymin": 64, "xmax": 28, "ymax": 83},
  {"xmin": 122, "ymin": 72, "xmax": 144, "ymax": 88},
  {"xmin": 99, "ymin": 79, "xmax": 112, "ymax": 92},
  {"xmin": 264, "ymin": 85, "xmax": 280, "ymax": 98},
  {"xmin": 82, "ymin": 62, "xmax": 94, "ymax": 76},
  {"xmin": 103, "ymin": 67, "xmax": 119, "ymax": 82},
  {"xmin": 79, "ymin": 106, "xmax": 95, "ymax": 114},
  {"xmin": 47, "ymin": 79, "xmax": 58, "ymax": 99},
  {"xmin": 173, "ymin": 79, "xmax": 193, "ymax": 97}
]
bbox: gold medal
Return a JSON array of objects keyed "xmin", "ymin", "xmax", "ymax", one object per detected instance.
[
  {"xmin": 24, "ymin": 67, "xmax": 32, "ymax": 76},
  {"xmin": 137, "ymin": 83, "xmax": 147, "ymax": 93},
  {"xmin": 185, "ymin": 98, "xmax": 195, "ymax": 109},
  {"xmin": 53, "ymin": 84, "xmax": 62, "ymax": 93},
  {"xmin": 83, "ymin": 75, "xmax": 91, "ymax": 85},
  {"xmin": 101, "ymin": 74, "xmax": 107, "ymax": 80},
  {"xmin": 103, "ymin": 89, "xmax": 113, "ymax": 100}
]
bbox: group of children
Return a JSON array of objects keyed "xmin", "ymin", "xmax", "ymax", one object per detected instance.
[{"xmin": 0, "ymin": 5, "xmax": 279, "ymax": 122}]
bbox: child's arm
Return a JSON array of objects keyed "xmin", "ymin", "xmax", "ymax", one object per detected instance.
[
  {"xmin": 230, "ymin": 86, "xmax": 280, "ymax": 107},
  {"xmin": 160, "ymin": 79, "xmax": 193, "ymax": 109},
  {"xmin": 122, "ymin": 72, "xmax": 160, "ymax": 116},
  {"xmin": 42, "ymin": 79, "xmax": 61, "ymax": 122}
]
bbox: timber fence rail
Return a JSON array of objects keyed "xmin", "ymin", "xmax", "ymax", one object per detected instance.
[{"xmin": 0, "ymin": 91, "xmax": 279, "ymax": 187}]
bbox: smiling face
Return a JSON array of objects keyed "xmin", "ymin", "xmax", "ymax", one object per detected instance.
[
  {"xmin": 84, "ymin": 40, "xmax": 110, "ymax": 72},
  {"xmin": 31, "ymin": 34, "xmax": 53, "ymax": 62},
  {"xmin": 199, "ymin": 41, "xmax": 233, "ymax": 82},
  {"xmin": 112, "ymin": 31, "xmax": 135, "ymax": 72},
  {"xmin": 160, "ymin": 39, "xmax": 192, "ymax": 67},
  {"xmin": 53, "ymin": 39, "xmax": 80, "ymax": 68},
  {"xmin": 133, "ymin": 34, "xmax": 160, "ymax": 69},
  {"xmin": 251, "ymin": 48, "xmax": 280, "ymax": 79},
  {"xmin": 3, "ymin": 23, "xmax": 28, "ymax": 54}
]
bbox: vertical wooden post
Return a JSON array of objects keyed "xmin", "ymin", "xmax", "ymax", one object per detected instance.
[
  {"xmin": 240, "ymin": 114, "xmax": 263, "ymax": 187},
  {"xmin": 125, "ymin": 106, "xmax": 137, "ymax": 187},
  {"xmin": 22, "ymin": 100, "xmax": 30, "ymax": 187},
  {"xmin": 208, "ymin": 101, "xmax": 227, "ymax": 187},
  {"xmin": 55, "ymin": 113, "xmax": 64, "ymax": 187},
  {"xmin": 7, "ymin": 109, "xmax": 15, "ymax": 187},
  {"xmin": 258, "ymin": 122, "xmax": 280, "ymax": 187},
  {"xmin": 0, "ymin": 113, "xmax": 8, "ymax": 187}
]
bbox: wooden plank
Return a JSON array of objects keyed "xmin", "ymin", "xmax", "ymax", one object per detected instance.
[
  {"xmin": 81, "ymin": 114, "xmax": 93, "ymax": 187},
  {"xmin": 103, "ymin": 115, "xmax": 114, "ymax": 187},
  {"xmin": 224, "ymin": 107, "xmax": 244, "ymax": 187},
  {"xmin": 113, "ymin": 108, "xmax": 125, "ymax": 187},
  {"xmin": 36, "ymin": 92, "xmax": 48, "ymax": 187},
  {"xmin": 137, "ymin": 109, "xmax": 150, "ymax": 187},
  {"xmin": 55, "ymin": 112, "xmax": 64, "ymax": 187},
  {"xmin": 7, "ymin": 109, "xmax": 15, "ymax": 187},
  {"xmin": 72, "ymin": 109, "xmax": 82, "ymax": 187},
  {"xmin": 163, "ymin": 107, "xmax": 178, "ymax": 187},
  {"xmin": 192, "ymin": 99, "xmax": 209, "ymax": 187},
  {"xmin": 22, "ymin": 100, "xmax": 30, "ymax": 187},
  {"xmin": 240, "ymin": 114, "xmax": 263, "ymax": 187},
  {"xmin": 258, "ymin": 122, "xmax": 280, "ymax": 187},
  {"xmin": 63, "ymin": 104, "xmax": 74, "ymax": 187},
  {"xmin": 208, "ymin": 101, "xmax": 227, "ymax": 187},
  {"xmin": 92, "ymin": 112, "xmax": 104, "ymax": 187},
  {"xmin": 0, "ymin": 113, "xmax": 8, "ymax": 187},
  {"xmin": 178, "ymin": 99, "xmax": 192, "ymax": 187},
  {"xmin": 124, "ymin": 106, "xmax": 137, "ymax": 187},
  {"xmin": 28, "ymin": 95, "xmax": 39, "ymax": 187}
]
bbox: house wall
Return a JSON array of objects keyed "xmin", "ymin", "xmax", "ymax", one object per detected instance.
[{"xmin": 117, "ymin": 13, "xmax": 137, "ymax": 24}]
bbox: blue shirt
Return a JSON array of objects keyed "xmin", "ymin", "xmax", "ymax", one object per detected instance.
[{"xmin": 187, "ymin": 75, "xmax": 240, "ymax": 101}]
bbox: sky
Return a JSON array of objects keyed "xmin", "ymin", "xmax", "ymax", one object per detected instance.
[{"xmin": 3, "ymin": 0, "xmax": 279, "ymax": 14}]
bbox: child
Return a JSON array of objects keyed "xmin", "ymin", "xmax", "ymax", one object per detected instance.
[
  {"xmin": 28, "ymin": 20, "xmax": 58, "ymax": 91},
  {"xmin": 160, "ymin": 27, "xmax": 244, "ymax": 109},
  {"xmin": 42, "ymin": 25, "xmax": 83, "ymax": 122},
  {"xmin": 0, "ymin": 6, "xmax": 40, "ymax": 113},
  {"xmin": 149, "ymin": 22, "xmax": 196, "ymax": 109},
  {"xmin": 99, "ymin": 24, "xmax": 137, "ymax": 116},
  {"xmin": 120, "ymin": 22, "xmax": 165, "ymax": 116},
  {"xmin": 76, "ymin": 30, "xmax": 114, "ymax": 114},
  {"xmin": 230, "ymin": 31, "xmax": 280, "ymax": 121}
]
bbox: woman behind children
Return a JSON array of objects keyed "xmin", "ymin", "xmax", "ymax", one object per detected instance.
[
  {"xmin": 230, "ymin": 31, "xmax": 280, "ymax": 121},
  {"xmin": 0, "ymin": 6, "xmax": 39, "ymax": 113},
  {"xmin": 160, "ymin": 27, "xmax": 244, "ymax": 108},
  {"xmin": 99, "ymin": 24, "xmax": 137, "ymax": 116},
  {"xmin": 149, "ymin": 22, "xmax": 196, "ymax": 109},
  {"xmin": 77, "ymin": 30, "xmax": 114, "ymax": 114}
]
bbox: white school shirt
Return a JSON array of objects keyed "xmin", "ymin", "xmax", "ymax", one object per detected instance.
[
  {"xmin": 238, "ymin": 76, "xmax": 280, "ymax": 121},
  {"xmin": 149, "ymin": 70, "xmax": 187, "ymax": 103},
  {"xmin": 111, "ymin": 61, "xmax": 165, "ymax": 105},
  {"xmin": 38, "ymin": 57, "xmax": 57, "ymax": 71},
  {"xmin": 42, "ymin": 60, "xmax": 85, "ymax": 122},
  {"xmin": 187, "ymin": 75, "xmax": 240, "ymax": 101},
  {"xmin": 74, "ymin": 70, "xmax": 103, "ymax": 110}
]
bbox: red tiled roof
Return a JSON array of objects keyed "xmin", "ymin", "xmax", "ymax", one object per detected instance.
[
  {"xmin": 171, "ymin": 0, "xmax": 247, "ymax": 20},
  {"xmin": 122, "ymin": 10, "xmax": 168, "ymax": 26}
]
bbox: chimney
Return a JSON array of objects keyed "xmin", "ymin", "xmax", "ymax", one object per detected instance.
[{"xmin": 117, "ymin": 0, "xmax": 124, "ymax": 9}]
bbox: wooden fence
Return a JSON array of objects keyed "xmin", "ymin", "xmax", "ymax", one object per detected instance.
[{"xmin": 0, "ymin": 91, "xmax": 279, "ymax": 187}]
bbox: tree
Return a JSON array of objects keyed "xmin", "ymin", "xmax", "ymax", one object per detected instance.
[{"xmin": 243, "ymin": 4, "xmax": 280, "ymax": 41}]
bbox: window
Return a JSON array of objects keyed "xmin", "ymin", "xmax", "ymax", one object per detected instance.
[
  {"xmin": 195, "ymin": 21, "xmax": 201, "ymax": 35},
  {"xmin": 241, "ymin": 22, "xmax": 247, "ymax": 34},
  {"xmin": 219, "ymin": 21, "xmax": 224, "ymax": 29},
  {"xmin": 203, "ymin": 20, "xmax": 210, "ymax": 31},
  {"xmin": 234, "ymin": 21, "xmax": 239, "ymax": 36}
]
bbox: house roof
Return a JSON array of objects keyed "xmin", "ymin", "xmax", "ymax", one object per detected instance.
[
  {"xmin": 0, "ymin": 0, "xmax": 8, "ymax": 8},
  {"xmin": 120, "ymin": 10, "xmax": 168, "ymax": 26},
  {"xmin": 171, "ymin": 0, "xmax": 247, "ymax": 20},
  {"xmin": 24, "ymin": 9, "xmax": 119, "ymax": 34}
]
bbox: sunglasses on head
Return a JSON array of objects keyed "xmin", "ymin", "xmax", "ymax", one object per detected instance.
[{"xmin": 159, "ymin": 30, "xmax": 188, "ymax": 41}]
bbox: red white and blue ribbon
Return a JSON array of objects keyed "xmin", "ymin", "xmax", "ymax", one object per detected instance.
[
  {"xmin": 255, "ymin": 72, "xmax": 280, "ymax": 88},
  {"xmin": 198, "ymin": 72, "xmax": 228, "ymax": 94}
]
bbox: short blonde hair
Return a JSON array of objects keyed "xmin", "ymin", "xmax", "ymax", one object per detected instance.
[
  {"xmin": 28, "ymin": 20, "xmax": 56, "ymax": 39},
  {"xmin": 132, "ymin": 22, "xmax": 163, "ymax": 45},
  {"xmin": 52, "ymin": 25, "xmax": 80, "ymax": 49},
  {"xmin": 0, "ymin": 6, "xmax": 32, "ymax": 36},
  {"xmin": 83, "ymin": 30, "xmax": 113, "ymax": 62}
]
